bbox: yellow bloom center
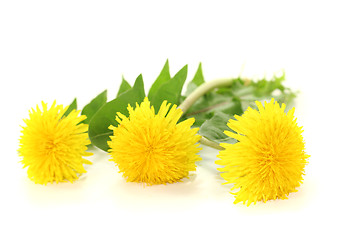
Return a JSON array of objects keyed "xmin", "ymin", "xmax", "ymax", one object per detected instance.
[
  {"xmin": 19, "ymin": 102, "xmax": 92, "ymax": 184},
  {"xmin": 108, "ymin": 97, "xmax": 201, "ymax": 185},
  {"xmin": 217, "ymin": 99, "xmax": 309, "ymax": 205}
]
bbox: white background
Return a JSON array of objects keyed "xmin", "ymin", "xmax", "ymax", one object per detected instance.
[{"xmin": 1, "ymin": 0, "xmax": 359, "ymax": 239}]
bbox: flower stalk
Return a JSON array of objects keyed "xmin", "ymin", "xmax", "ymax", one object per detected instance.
[
  {"xmin": 178, "ymin": 78, "xmax": 233, "ymax": 114},
  {"xmin": 199, "ymin": 137, "xmax": 224, "ymax": 150},
  {"xmin": 179, "ymin": 78, "xmax": 233, "ymax": 150}
]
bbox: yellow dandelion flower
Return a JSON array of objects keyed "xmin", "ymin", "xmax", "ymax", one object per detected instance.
[
  {"xmin": 19, "ymin": 101, "xmax": 92, "ymax": 184},
  {"xmin": 108, "ymin": 97, "xmax": 201, "ymax": 185},
  {"xmin": 216, "ymin": 99, "xmax": 309, "ymax": 205}
]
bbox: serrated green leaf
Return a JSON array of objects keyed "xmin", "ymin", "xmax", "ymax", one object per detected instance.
[
  {"xmin": 199, "ymin": 112, "xmax": 237, "ymax": 144},
  {"xmin": 216, "ymin": 97, "xmax": 243, "ymax": 115},
  {"xmin": 88, "ymin": 75, "xmax": 145, "ymax": 151},
  {"xmin": 250, "ymin": 72, "xmax": 286, "ymax": 97},
  {"xmin": 185, "ymin": 92, "xmax": 215, "ymax": 116},
  {"xmin": 148, "ymin": 59, "xmax": 171, "ymax": 102},
  {"xmin": 185, "ymin": 63, "xmax": 205, "ymax": 96},
  {"xmin": 81, "ymin": 90, "xmax": 107, "ymax": 124},
  {"xmin": 117, "ymin": 76, "xmax": 131, "ymax": 97},
  {"xmin": 191, "ymin": 63, "xmax": 205, "ymax": 86},
  {"xmin": 191, "ymin": 112, "xmax": 214, "ymax": 128},
  {"xmin": 182, "ymin": 70, "xmax": 296, "ymax": 146},
  {"xmin": 185, "ymin": 83, "xmax": 242, "ymax": 117},
  {"xmin": 151, "ymin": 65, "xmax": 188, "ymax": 111},
  {"xmin": 63, "ymin": 98, "xmax": 77, "ymax": 117}
]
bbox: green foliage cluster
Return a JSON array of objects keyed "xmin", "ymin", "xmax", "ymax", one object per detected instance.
[{"xmin": 68, "ymin": 60, "xmax": 296, "ymax": 152}]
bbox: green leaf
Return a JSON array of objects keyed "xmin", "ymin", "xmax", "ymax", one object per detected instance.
[
  {"xmin": 63, "ymin": 98, "xmax": 77, "ymax": 117},
  {"xmin": 187, "ymin": 73, "xmax": 295, "ymax": 114},
  {"xmin": 151, "ymin": 65, "xmax": 188, "ymax": 111},
  {"xmin": 148, "ymin": 59, "xmax": 171, "ymax": 102},
  {"xmin": 190, "ymin": 111, "xmax": 214, "ymax": 128},
  {"xmin": 116, "ymin": 76, "xmax": 131, "ymax": 97},
  {"xmin": 88, "ymin": 75, "xmax": 145, "ymax": 151},
  {"xmin": 182, "ymin": 70, "xmax": 296, "ymax": 146},
  {"xmin": 81, "ymin": 90, "xmax": 107, "ymax": 124},
  {"xmin": 198, "ymin": 112, "xmax": 236, "ymax": 144},
  {"xmin": 215, "ymin": 97, "xmax": 243, "ymax": 115},
  {"xmin": 185, "ymin": 63, "xmax": 205, "ymax": 96},
  {"xmin": 253, "ymin": 79, "xmax": 284, "ymax": 97},
  {"xmin": 185, "ymin": 83, "xmax": 243, "ymax": 116},
  {"xmin": 229, "ymin": 73, "xmax": 296, "ymax": 110}
]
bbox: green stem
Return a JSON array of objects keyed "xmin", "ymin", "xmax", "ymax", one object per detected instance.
[
  {"xmin": 178, "ymin": 78, "xmax": 233, "ymax": 114},
  {"xmin": 178, "ymin": 78, "xmax": 233, "ymax": 150},
  {"xmin": 199, "ymin": 137, "xmax": 224, "ymax": 150},
  {"xmin": 185, "ymin": 101, "xmax": 230, "ymax": 117}
]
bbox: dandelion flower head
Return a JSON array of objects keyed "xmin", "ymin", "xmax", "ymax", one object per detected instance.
[
  {"xmin": 216, "ymin": 99, "xmax": 309, "ymax": 205},
  {"xmin": 19, "ymin": 101, "xmax": 92, "ymax": 184},
  {"xmin": 108, "ymin": 97, "xmax": 201, "ymax": 185}
]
